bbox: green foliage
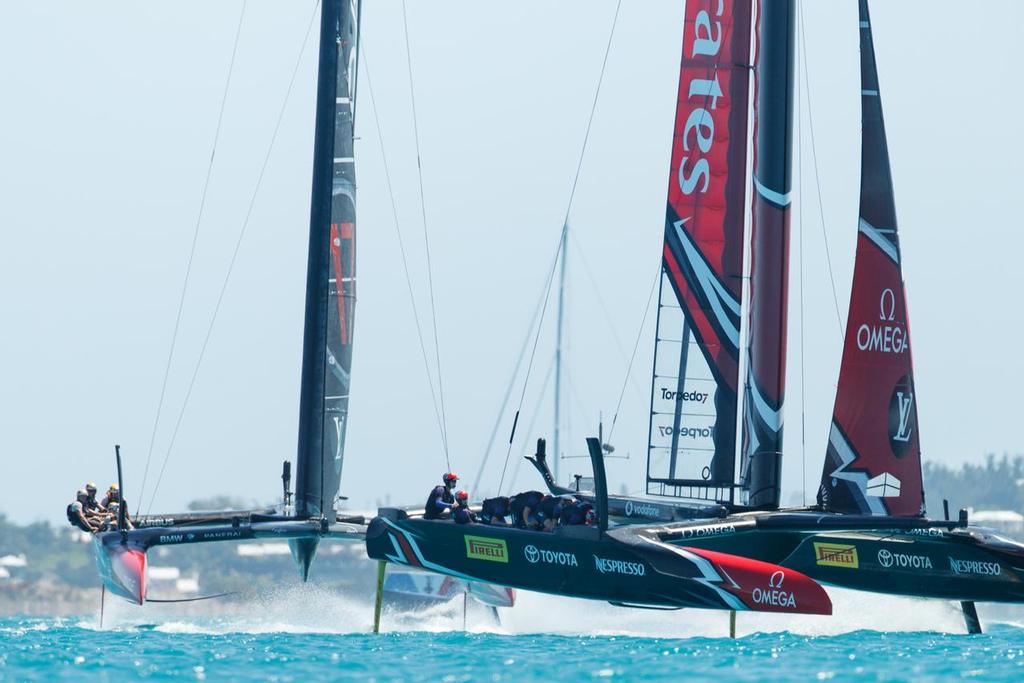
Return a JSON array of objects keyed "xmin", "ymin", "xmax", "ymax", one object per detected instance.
[{"xmin": 923, "ymin": 454, "xmax": 1024, "ymax": 513}]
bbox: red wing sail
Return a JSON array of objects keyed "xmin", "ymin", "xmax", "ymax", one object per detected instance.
[
  {"xmin": 817, "ymin": 0, "xmax": 924, "ymax": 517},
  {"xmin": 646, "ymin": 0, "xmax": 753, "ymax": 499}
]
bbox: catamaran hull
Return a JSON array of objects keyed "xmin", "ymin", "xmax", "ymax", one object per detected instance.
[
  {"xmin": 93, "ymin": 518, "xmax": 366, "ymax": 604},
  {"xmin": 657, "ymin": 519, "xmax": 1024, "ymax": 603},
  {"xmin": 365, "ymin": 510, "xmax": 832, "ymax": 615},
  {"xmin": 92, "ymin": 535, "xmax": 147, "ymax": 605}
]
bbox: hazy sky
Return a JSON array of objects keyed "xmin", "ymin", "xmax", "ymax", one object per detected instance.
[{"xmin": 2, "ymin": 1, "xmax": 1022, "ymax": 525}]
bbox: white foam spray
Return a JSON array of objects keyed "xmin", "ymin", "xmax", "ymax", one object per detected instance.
[{"xmin": 84, "ymin": 582, "xmax": 1001, "ymax": 637}]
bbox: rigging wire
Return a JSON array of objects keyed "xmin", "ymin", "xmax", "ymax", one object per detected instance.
[
  {"xmin": 568, "ymin": 230, "xmax": 646, "ymax": 401},
  {"xmin": 145, "ymin": 0, "xmax": 322, "ymax": 513},
  {"xmin": 136, "ymin": 0, "xmax": 248, "ymax": 515},
  {"xmin": 508, "ymin": 359, "xmax": 557, "ymax": 491},
  {"xmin": 606, "ymin": 261, "xmax": 661, "ymax": 445},
  {"xmin": 798, "ymin": 5, "xmax": 845, "ymax": 341},
  {"xmin": 471, "ymin": 277, "xmax": 551, "ymax": 494},
  {"xmin": 496, "ymin": 0, "xmax": 623, "ymax": 493},
  {"xmin": 401, "ymin": 0, "xmax": 451, "ymax": 470},
  {"xmin": 361, "ymin": 42, "xmax": 449, "ymax": 458}
]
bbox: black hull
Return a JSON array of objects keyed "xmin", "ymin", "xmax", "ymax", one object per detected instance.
[
  {"xmin": 652, "ymin": 514, "xmax": 1024, "ymax": 603},
  {"xmin": 365, "ymin": 509, "xmax": 832, "ymax": 615}
]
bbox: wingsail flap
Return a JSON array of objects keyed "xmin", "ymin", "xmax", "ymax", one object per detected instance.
[
  {"xmin": 817, "ymin": 0, "xmax": 924, "ymax": 517},
  {"xmin": 647, "ymin": 0, "xmax": 753, "ymax": 498},
  {"xmin": 296, "ymin": 0, "xmax": 359, "ymax": 522}
]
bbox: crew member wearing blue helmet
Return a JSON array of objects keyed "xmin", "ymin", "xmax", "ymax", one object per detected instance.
[{"xmin": 509, "ymin": 490, "xmax": 544, "ymax": 529}]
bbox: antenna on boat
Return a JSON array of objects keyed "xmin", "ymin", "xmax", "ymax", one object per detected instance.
[
  {"xmin": 114, "ymin": 444, "xmax": 126, "ymax": 539},
  {"xmin": 281, "ymin": 460, "xmax": 293, "ymax": 512},
  {"xmin": 586, "ymin": 437, "xmax": 609, "ymax": 534}
]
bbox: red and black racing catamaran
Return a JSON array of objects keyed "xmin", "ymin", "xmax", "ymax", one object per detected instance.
[
  {"xmin": 366, "ymin": 0, "xmax": 1024, "ymax": 632},
  {"xmin": 95, "ymin": 0, "xmax": 366, "ymax": 605}
]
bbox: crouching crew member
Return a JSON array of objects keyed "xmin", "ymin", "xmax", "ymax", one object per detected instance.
[
  {"xmin": 559, "ymin": 499, "xmax": 595, "ymax": 526},
  {"xmin": 509, "ymin": 490, "xmax": 544, "ymax": 529},
  {"xmin": 453, "ymin": 490, "xmax": 476, "ymax": 525},
  {"xmin": 424, "ymin": 472, "xmax": 459, "ymax": 520},
  {"xmin": 537, "ymin": 495, "xmax": 568, "ymax": 531},
  {"xmin": 480, "ymin": 496, "xmax": 511, "ymax": 525},
  {"xmin": 67, "ymin": 489, "xmax": 99, "ymax": 533}
]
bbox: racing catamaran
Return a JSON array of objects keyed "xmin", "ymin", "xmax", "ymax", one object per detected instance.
[
  {"xmin": 366, "ymin": 0, "xmax": 1024, "ymax": 631},
  {"xmin": 95, "ymin": 0, "xmax": 366, "ymax": 605}
]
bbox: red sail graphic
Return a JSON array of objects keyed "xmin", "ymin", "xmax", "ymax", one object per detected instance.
[
  {"xmin": 646, "ymin": 0, "xmax": 753, "ymax": 498},
  {"xmin": 817, "ymin": 0, "xmax": 923, "ymax": 517}
]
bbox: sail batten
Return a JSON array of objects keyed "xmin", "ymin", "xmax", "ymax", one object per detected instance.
[
  {"xmin": 645, "ymin": 0, "xmax": 754, "ymax": 499},
  {"xmin": 817, "ymin": 0, "xmax": 923, "ymax": 518}
]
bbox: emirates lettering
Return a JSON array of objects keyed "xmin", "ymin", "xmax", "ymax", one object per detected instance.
[
  {"xmin": 751, "ymin": 587, "xmax": 796, "ymax": 608},
  {"xmin": 678, "ymin": 2, "xmax": 725, "ymax": 196}
]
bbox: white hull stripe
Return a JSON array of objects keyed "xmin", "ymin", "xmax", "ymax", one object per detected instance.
[
  {"xmin": 749, "ymin": 375, "xmax": 783, "ymax": 432},
  {"xmin": 858, "ymin": 217, "xmax": 899, "ymax": 263},
  {"xmin": 334, "ymin": 157, "xmax": 355, "ymax": 164},
  {"xmin": 753, "ymin": 174, "xmax": 792, "ymax": 207},
  {"xmin": 828, "ymin": 422, "xmax": 887, "ymax": 515},
  {"xmin": 673, "ymin": 219, "xmax": 741, "ymax": 349}
]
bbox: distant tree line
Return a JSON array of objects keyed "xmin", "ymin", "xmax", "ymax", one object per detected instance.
[{"xmin": 924, "ymin": 454, "xmax": 1024, "ymax": 513}]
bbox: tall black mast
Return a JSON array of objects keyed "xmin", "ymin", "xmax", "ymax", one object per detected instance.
[
  {"xmin": 295, "ymin": 0, "xmax": 359, "ymax": 524},
  {"xmin": 741, "ymin": 0, "xmax": 796, "ymax": 509}
]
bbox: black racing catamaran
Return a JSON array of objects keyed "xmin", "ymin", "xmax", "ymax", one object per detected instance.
[
  {"xmin": 95, "ymin": 0, "xmax": 366, "ymax": 605},
  {"xmin": 367, "ymin": 0, "xmax": 1024, "ymax": 632}
]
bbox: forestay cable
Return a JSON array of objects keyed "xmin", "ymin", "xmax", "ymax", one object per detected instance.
[
  {"xmin": 606, "ymin": 262, "xmax": 661, "ymax": 445},
  {"xmin": 799, "ymin": 5, "xmax": 844, "ymax": 340},
  {"xmin": 401, "ymin": 0, "xmax": 451, "ymax": 470},
  {"xmin": 146, "ymin": 1, "xmax": 321, "ymax": 513},
  {"xmin": 136, "ymin": 0, "xmax": 248, "ymax": 515}
]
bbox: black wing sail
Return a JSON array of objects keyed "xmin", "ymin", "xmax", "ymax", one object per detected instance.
[{"xmin": 295, "ymin": 0, "xmax": 359, "ymax": 522}]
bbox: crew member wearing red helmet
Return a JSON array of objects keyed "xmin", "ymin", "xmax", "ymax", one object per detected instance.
[
  {"xmin": 424, "ymin": 472, "xmax": 459, "ymax": 520},
  {"xmin": 453, "ymin": 490, "xmax": 476, "ymax": 525}
]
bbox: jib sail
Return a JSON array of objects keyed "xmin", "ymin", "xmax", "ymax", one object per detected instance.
[
  {"xmin": 739, "ymin": 0, "xmax": 795, "ymax": 509},
  {"xmin": 646, "ymin": 0, "xmax": 754, "ymax": 501},
  {"xmin": 295, "ymin": 0, "xmax": 360, "ymax": 522},
  {"xmin": 817, "ymin": 0, "xmax": 924, "ymax": 517}
]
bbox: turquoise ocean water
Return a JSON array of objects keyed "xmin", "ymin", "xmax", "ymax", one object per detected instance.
[{"xmin": 3, "ymin": 588, "xmax": 1024, "ymax": 681}]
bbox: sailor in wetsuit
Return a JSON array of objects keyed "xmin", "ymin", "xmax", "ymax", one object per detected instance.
[
  {"xmin": 509, "ymin": 490, "xmax": 544, "ymax": 529},
  {"xmin": 480, "ymin": 496, "xmax": 511, "ymax": 525},
  {"xmin": 537, "ymin": 495, "xmax": 568, "ymax": 531},
  {"xmin": 67, "ymin": 489, "xmax": 99, "ymax": 533},
  {"xmin": 424, "ymin": 472, "xmax": 459, "ymax": 520},
  {"xmin": 84, "ymin": 482, "xmax": 102, "ymax": 514},
  {"xmin": 558, "ymin": 499, "xmax": 594, "ymax": 526},
  {"xmin": 453, "ymin": 490, "xmax": 476, "ymax": 525},
  {"xmin": 101, "ymin": 484, "xmax": 132, "ymax": 528}
]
